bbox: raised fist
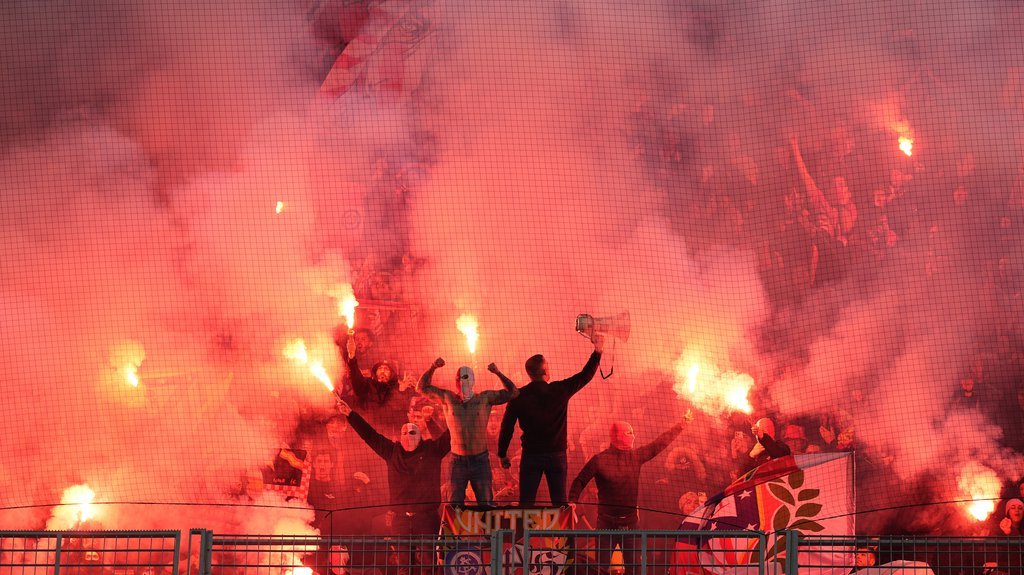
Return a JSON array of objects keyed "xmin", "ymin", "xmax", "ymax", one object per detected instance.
[
  {"xmin": 683, "ymin": 409, "xmax": 695, "ymax": 423},
  {"xmin": 433, "ymin": 358, "xmax": 446, "ymax": 369},
  {"xmin": 592, "ymin": 334, "xmax": 606, "ymax": 353},
  {"xmin": 336, "ymin": 400, "xmax": 352, "ymax": 417},
  {"xmin": 500, "ymin": 456, "xmax": 512, "ymax": 470},
  {"xmin": 487, "ymin": 363, "xmax": 499, "ymax": 374}
]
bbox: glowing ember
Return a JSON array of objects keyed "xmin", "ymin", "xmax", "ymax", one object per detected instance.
[
  {"xmin": 122, "ymin": 365, "xmax": 140, "ymax": 387},
  {"xmin": 898, "ymin": 136, "xmax": 914, "ymax": 157},
  {"xmin": 282, "ymin": 339, "xmax": 309, "ymax": 364},
  {"xmin": 275, "ymin": 201, "xmax": 285, "ymax": 214},
  {"xmin": 674, "ymin": 354, "xmax": 754, "ymax": 415},
  {"xmin": 283, "ymin": 339, "xmax": 333, "ymax": 391},
  {"xmin": 110, "ymin": 341, "xmax": 145, "ymax": 388},
  {"xmin": 456, "ymin": 314, "xmax": 479, "ymax": 354},
  {"xmin": 287, "ymin": 569, "xmax": 313, "ymax": 575},
  {"xmin": 958, "ymin": 462, "xmax": 1001, "ymax": 522}
]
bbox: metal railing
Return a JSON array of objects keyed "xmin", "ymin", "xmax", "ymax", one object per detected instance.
[
  {"xmin": 0, "ymin": 531, "xmax": 181, "ymax": 575},
  {"xmin": 794, "ymin": 534, "xmax": 1024, "ymax": 575},
  {"xmin": 195, "ymin": 531, "xmax": 499, "ymax": 575},
  {"xmin": 524, "ymin": 529, "xmax": 768, "ymax": 575},
  {"xmin": 6, "ymin": 529, "xmax": 1024, "ymax": 575}
]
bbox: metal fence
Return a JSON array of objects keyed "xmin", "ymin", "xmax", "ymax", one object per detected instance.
[
  {"xmin": 524, "ymin": 529, "xmax": 768, "ymax": 575},
  {"xmin": 0, "ymin": 531, "xmax": 180, "ymax": 575},
  {"xmin": 794, "ymin": 534, "xmax": 1024, "ymax": 575},
  {"xmin": 6, "ymin": 530, "xmax": 1024, "ymax": 575},
  {"xmin": 195, "ymin": 531, "xmax": 501, "ymax": 575}
]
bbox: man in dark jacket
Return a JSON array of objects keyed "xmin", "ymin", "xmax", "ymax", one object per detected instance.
[
  {"xmin": 337, "ymin": 400, "xmax": 450, "ymax": 534},
  {"xmin": 339, "ymin": 335, "xmax": 414, "ymax": 434},
  {"xmin": 568, "ymin": 413, "xmax": 692, "ymax": 574},
  {"xmin": 498, "ymin": 336, "xmax": 604, "ymax": 506}
]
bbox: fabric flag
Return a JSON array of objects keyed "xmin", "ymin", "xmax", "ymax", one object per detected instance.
[
  {"xmin": 319, "ymin": 0, "xmax": 439, "ymax": 99},
  {"xmin": 674, "ymin": 452, "xmax": 855, "ymax": 575}
]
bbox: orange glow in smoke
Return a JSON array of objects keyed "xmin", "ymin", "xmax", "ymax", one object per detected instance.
[
  {"xmin": 959, "ymin": 463, "xmax": 1000, "ymax": 522},
  {"xmin": 309, "ymin": 361, "xmax": 334, "ymax": 392},
  {"xmin": 111, "ymin": 341, "xmax": 145, "ymax": 388},
  {"xmin": 122, "ymin": 365, "xmax": 140, "ymax": 387},
  {"xmin": 674, "ymin": 353, "xmax": 754, "ymax": 415},
  {"xmin": 283, "ymin": 339, "xmax": 333, "ymax": 392},
  {"xmin": 898, "ymin": 136, "xmax": 914, "ymax": 157},
  {"xmin": 687, "ymin": 363, "xmax": 700, "ymax": 394},
  {"xmin": 340, "ymin": 294, "xmax": 359, "ymax": 331},
  {"xmin": 456, "ymin": 314, "xmax": 479, "ymax": 354},
  {"xmin": 65, "ymin": 484, "xmax": 96, "ymax": 524}
]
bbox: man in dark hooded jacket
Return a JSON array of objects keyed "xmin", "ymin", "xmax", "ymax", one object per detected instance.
[{"xmin": 340, "ymin": 335, "xmax": 415, "ymax": 434}]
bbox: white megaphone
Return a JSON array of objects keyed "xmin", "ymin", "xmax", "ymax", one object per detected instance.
[{"xmin": 575, "ymin": 311, "xmax": 631, "ymax": 343}]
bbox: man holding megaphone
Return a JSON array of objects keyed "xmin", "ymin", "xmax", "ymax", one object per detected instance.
[{"xmin": 498, "ymin": 334, "xmax": 604, "ymax": 507}]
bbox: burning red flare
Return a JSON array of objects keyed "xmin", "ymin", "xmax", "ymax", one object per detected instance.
[
  {"xmin": 456, "ymin": 314, "xmax": 479, "ymax": 354},
  {"xmin": 283, "ymin": 339, "xmax": 333, "ymax": 392}
]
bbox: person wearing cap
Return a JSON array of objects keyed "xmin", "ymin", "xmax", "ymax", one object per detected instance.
[
  {"xmin": 336, "ymin": 400, "xmax": 450, "ymax": 534},
  {"xmin": 782, "ymin": 424, "xmax": 809, "ymax": 454},
  {"xmin": 749, "ymin": 417, "xmax": 791, "ymax": 466},
  {"xmin": 995, "ymin": 498, "xmax": 1023, "ymax": 536},
  {"xmin": 418, "ymin": 358, "xmax": 518, "ymax": 507}
]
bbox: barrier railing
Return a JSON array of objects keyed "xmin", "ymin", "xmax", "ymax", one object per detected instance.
[
  {"xmin": 197, "ymin": 531, "xmax": 498, "ymax": 575},
  {"xmin": 0, "ymin": 531, "xmax": 181, "ymax": 575},
  {"xmin": 794, "ymin": 534, "xmax": 1024, "ymax": 575},
  {"xmin": 524, "ymin": 529, "xmax": 768, "ymax": 575},
  {"xmin": 7, "ymin": 529, "xmax": 1023, "ymax": 575}
]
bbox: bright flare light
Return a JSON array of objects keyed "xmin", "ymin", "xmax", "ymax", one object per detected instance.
[
  {"xmin": 340, "ymin": 294, "xmax": 359, "ymax": 331},
  {"xmin": 283, "ymin": 339, "xmax": 333, "ymax": 391},
  {"xmin": 898, "ymin": 136, "xmax": 914, "ymax": 157},
  {"xmin": 456, "ymin": 314, "xmax": 479, "ymax": 354},
  {"xmin": 687, "ymin": 363, "xmax": 699, "ymax": 394},
  {"xmin": 674, "ymin": 354, "xmax": 754, "ymax": 415},
  {"xmin": 309, "ymin": 361, "xmax": 334, "ymax": 392},
  {"xmin": 283, "ymin": 339, "xmax": 309, "ymax": 364},
  {"xmin": 110, "ymin": 341, "xmax": 145, "ymax": 388},
  {"xmin": 275, "ymin": 201, "xmax": 285, "ymax": 214},
  {"xmin": 959, "ymin": 463, "xmax": 1001, "ymax": 522}
]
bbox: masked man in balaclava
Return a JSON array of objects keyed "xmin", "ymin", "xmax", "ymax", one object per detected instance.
[
  {"xmin": 568, "ymin": 411, "xmax": 692, "ymax": 574},
  {"xmin": 336, "ymin": 400, "xmax": 450, "ymax": 534},
  {"xmin": 418, "ymin": 358, "xmax": 518, "ymax": 507},
  {"xmin": 749, "ymin": 417, "xmax": 791, "ymax": 467}
]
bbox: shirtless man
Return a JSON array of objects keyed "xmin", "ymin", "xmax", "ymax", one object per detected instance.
[{"xmin": 418, "ymin": 358, "xmax": 518, "ymax": 507}]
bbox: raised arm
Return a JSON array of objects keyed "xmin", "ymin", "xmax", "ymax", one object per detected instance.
[
  {"xmin": 338, "ymin": 401, "xmax": 394, "ymax": 460},
  {"xmin": 346, "ymin": 355, "xmax": 372, "ymax": 401},
  {"xmin": 568, "ymin": 454, "xmax": 600, "ymax": 503},
  {"xmin": 562, "ymin": 343, "xmax": 604, "ymax": 397},
  {"xmin": 637, "ymin": 421, "xmax": 686, "ymax": 463},
  {"xmin": 417, "ymin": 358, "xmax": 456, "ymax": 403},
  {"xmin": 484, "ymin": 363, "xmax": 519, "ymax": 405}
]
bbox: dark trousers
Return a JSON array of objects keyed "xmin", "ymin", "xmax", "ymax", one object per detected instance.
[
  {"xmin": 450, "ymin": 451, "xmax": 494, "ymax": 506},
  {"xmin": 519, "ymin": 451, "xmax": 568, "ymax": 507},
  {"xmin": 386, "ymin": 511, "xmax": 441, "ymax": 575},
  {"xmin": 595, "ymin": 517, "xmax": 641, "ymax": 575}
]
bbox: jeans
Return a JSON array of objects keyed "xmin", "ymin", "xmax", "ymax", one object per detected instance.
[
  {"xmin": 450, "ymin": 451, "xmax": 494, "ymax": 506},
  {"xmin": 518, "ymin": 451, "xmax": 568, "ymax": 506}
]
